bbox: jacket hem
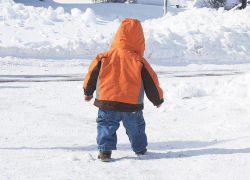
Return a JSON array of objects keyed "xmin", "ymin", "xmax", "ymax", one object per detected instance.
[{"xmin": 94, "ymin": 99, "xmax": 144, "ymax": 112}]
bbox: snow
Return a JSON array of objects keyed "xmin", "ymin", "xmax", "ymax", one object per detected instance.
[
  {"xmin": 54, "ymin": 0, "xmax": 94, "ymax": 4},
  {"xmin": 1, "ymin": 57, "xmax": 250, "ymax": 179},
  {"xmin": 143, "ymin": 7, "xmax": 250, "ymax": 61},
  {"xmin": 137, "ymin": 0, "xmax": 164, "ymax": 5},
  {"xmin": 137, "ymin": 0, "xmax": 189, "ymax": 7},
  {"xmin": 1, "ymin": 0, "xmax": 250, "ymax": 179},
  {"xmin": 80, "ymin": 8, "xmax": 96, "ymax": 24},
  {"xmin": 1, "ymin": 0, "xmax": 249, "ymax": 62}
]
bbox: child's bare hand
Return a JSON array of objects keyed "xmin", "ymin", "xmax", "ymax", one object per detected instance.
[
  {"xmin": 84, "ymin": 95, "xmax": 93, "ymax": 102},
  {"xmin": 156, "ymin": 104, "xmax": 162, "ymax": 108}
]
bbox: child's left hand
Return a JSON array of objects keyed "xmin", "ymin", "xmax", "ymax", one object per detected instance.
[{"xmin": 84, "ymin": 95, "xmax": 93, "ymax": 102}]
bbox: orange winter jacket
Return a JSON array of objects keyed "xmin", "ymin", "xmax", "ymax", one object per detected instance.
[{"xmin": 83, "ymin": 18, "xmax": 163, "ymax": 112}]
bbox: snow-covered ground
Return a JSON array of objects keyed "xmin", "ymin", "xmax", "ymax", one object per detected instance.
[
  {"xmin": 1, "ymin": 0, "xmax": 250, "ymax": 179},
  {"xmin": 1, "ymin": 57, "xmax": 250, "ymax": 179}
]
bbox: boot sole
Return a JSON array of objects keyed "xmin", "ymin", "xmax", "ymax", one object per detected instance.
[
  {"xmin": 135, "ymin": 149, "xmax": 147, "ymax": 156},
  {"xmin": 101, "ymin": 158, "xmax": 111, "ymax": 162}
]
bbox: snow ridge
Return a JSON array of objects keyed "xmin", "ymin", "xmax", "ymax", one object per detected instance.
[{"xmin": 0, "ymin": 0, "xmax": 250, "ymax": 62}]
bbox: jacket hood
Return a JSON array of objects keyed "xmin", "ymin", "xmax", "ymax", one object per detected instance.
[{"xmin": 110, "ymin": 18, "xmax": 145, "ymax": 56}]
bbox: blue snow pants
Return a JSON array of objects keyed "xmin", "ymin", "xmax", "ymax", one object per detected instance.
[{"xmin": 96, "ymin": 108, "xmax": 148, "ymax": 152}]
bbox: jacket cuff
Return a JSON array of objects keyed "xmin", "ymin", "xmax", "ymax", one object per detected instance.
[
  {"xmin": 83, "ymin": 88, "xmax": 93, "ymax": 96},
  {"xmin": 153, "ymin": 98, "xmax": 164, "ymax": 106}
]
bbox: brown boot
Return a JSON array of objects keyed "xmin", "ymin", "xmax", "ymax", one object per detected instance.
[
  {"xmin": 98, "ymin": 150, "xmax": 112, "ymax": 162},
  {"xmin": 135, "ymin": 148, "xmax": 147, "ymax": 156}
]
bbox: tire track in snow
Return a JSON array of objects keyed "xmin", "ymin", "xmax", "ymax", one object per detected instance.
[{"xmin": 0, "ymin": 70, "xmax": 246, "ymax": 83}]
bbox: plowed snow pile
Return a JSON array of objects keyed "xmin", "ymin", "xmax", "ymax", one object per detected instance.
[{"xmin": 0, "ymin": 0, "xmax": 250, "ymax": 62}]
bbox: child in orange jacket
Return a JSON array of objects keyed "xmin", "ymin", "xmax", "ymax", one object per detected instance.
[{"xmin": 84, "ymin": 18, "xmax": 163, "ymax": 162}]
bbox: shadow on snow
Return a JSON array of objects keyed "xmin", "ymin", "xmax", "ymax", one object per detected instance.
[
  {"xmin": 1, "ymin": 140, "xmax": 250, "ymax": 159},
  {"xmin": 116, "ymin": 148, "xmax": 250, "ymax": 161}
]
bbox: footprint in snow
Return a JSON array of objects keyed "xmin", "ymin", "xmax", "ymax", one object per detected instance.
[
  {"xmin": 69, "ymin": 153, "xmax": 95, "ymax": 162},
  {"xmin": 82, "ymin": 153, "xmax": 95, "ymax": 162},
  {"xmin": 68, "ymin": 155, "xmax": 80, "ymax": 161}
]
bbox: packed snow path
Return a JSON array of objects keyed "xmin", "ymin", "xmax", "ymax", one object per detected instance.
[{"xmin": 1, "ymin": 58, "xmax": 250, "ymax": 180}]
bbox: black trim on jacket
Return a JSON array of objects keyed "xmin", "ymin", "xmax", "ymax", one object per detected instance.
[
  {"xmin": 141, "ymin": 64, "xmax": 164, "ymax": 106},
  {"xmin": 84, "ymin": 60, "xmax": 102, "ymax": 96},
  {"xmin": 94, "ymin": 99, "xmax": 144, "ymax": 112}
]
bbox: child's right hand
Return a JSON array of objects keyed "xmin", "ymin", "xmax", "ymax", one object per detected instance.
[
  {"xmin": 156, "ymin": 104, "xmax": 162, "ymax": 108},
  {"xmin": 84, "ymin": 95, "xmax": 93, "ymax": 102}
]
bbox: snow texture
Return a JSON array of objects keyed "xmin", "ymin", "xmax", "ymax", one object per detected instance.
[
  {"xmin": 1, "ymin": 0, "xmax": 250, "ymax": 179},
  {"xmin": 0, "ymin": 0, "xmax": 249, "ymax": 63},
  {"xmin": 1, "ymin": 57, "xmax": 250, "ymax": 180}
]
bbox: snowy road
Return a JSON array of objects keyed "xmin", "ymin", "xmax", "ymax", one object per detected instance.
[
  {"xmin": 0, "ymin": 74, "xmax": 84, "ymax": 82},
  {"xmin": 1, "ymin": 58, "xmax": 250, "ymax": 180},
  {"xmin": 0, "ymin": 65, "xmax": 247, "ymax": 82}
]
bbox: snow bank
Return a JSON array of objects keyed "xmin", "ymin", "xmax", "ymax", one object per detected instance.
[
  {"xmin": 54, "ymin": 0, "xmax": 93, "ymax": 4},
  {"xmin": 0, "ymin": 0, "xmax": 250, "ymax": 62},
  {"xmin": 143, "ymin": 7, "xmax": 250, "ymax": 61},
  {"xmin": 163, "ymin": 72, "xmax": 250, "ymax": 102},
  {"xmin": 71, "ymin": 8, "xmax": 96, "ymax": 23},
  {"xmin": 164, "ymin": 82, "xmax": 207, "ymax": 100},
  {"xmin": 0, "ymin": 1, "xmax": 102, "ymax": 58},
  {"xmin": 222, "ymin": 73, "xmax": 250, "ymax": 98},
  {"xmin": 80, "ymin": 8, "xmax": 96, "ymax": 24},
  {"xmin": 0, "ymin": 1, "xmax": 96, "ymax": 22}
]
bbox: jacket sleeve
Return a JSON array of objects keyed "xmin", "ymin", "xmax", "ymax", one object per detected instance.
[
  {"xmin": 83, "ymin": 54, "xmax": 103, "ymax": 96},
  {"xmin": 141, "ymin": 58, "xmax": 164, "ymax": 106}
]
